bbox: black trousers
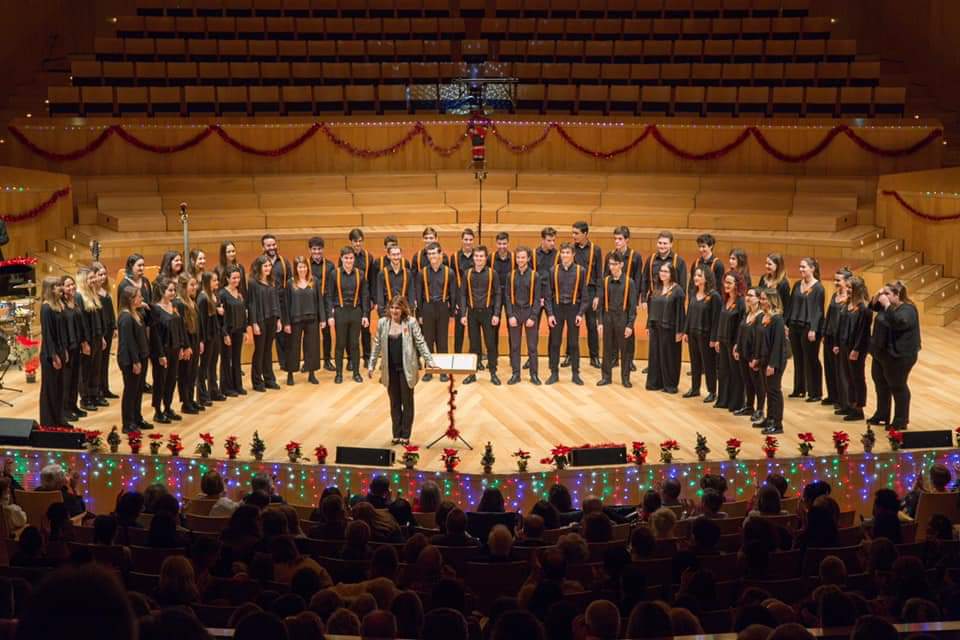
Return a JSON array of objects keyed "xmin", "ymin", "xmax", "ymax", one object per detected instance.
[
  {"xmin": 334, "ymin": 306, "xmax": 362, "ymax": 375},
  {"xmin": 548, "ymin": 303, "xmax": 580, "ymax": 374},
  {"xmin": 787, "ymin": 323, "xmax": 806, "ymax": 395},
  {"xmin": 873, "ymin": 353, "xmax": 916, "ymax": 426},
  {"xmin": 600, "ymin": 311, "xmax": 629, "ymax": 381},
  {"xmin": 840, "ymin": 346, "xmax": 867, "ymax": 410},
  {"xmin": 178, "ymin": 334, "xmax": 200, "ymax": 405},
  {"xmin": 275, "ymin": 328, "xmax": 289, "ymax": 372},
  {"xmin": 251, "ymin": 317, "xmax": 278, "ymax": 387},
  {"xmin": 321, "ymin": 323, "xmax": 333, "ymax": 362},
  {"xmin": 823, "ymin": 335, "xmax": 839, "ymax": 401},
  {"xmin": 509, "ymin": 307, "xmax": 539, "ymax": 376},
  {"xmin": 288, "ymin": 319, "xmax": 320, "ymax": 373},
  {"xmin": 121, "ymin": 364, "xmax": 144, "ymax": 427},
  {"xmin": 764, "ymin": 364, "xmax": 785, "ymax": 423},
  {"xmin": 100, "ymin": 332, "xmax": 113, "ymax": 395},
  {"xmin": 739, "ymin": 356, "xmax": 757, "ymax": 410},
  {"xmin": 198, "ymin": 333, "xmax": 219, "ymax": 401},
  {"xmin": 80, "ymin": 339, "xmax": 103, "ymax": 402},
  {"xmin": 801, "ymin": 332, "xmax": 823, "ymax": 398},
  {"xmin": 151, "ymin": 347, "xmax": 178, "ymax": 413},
  {"xmin": 688, "ymin": 333, "xmax": 716, "ymax": 394},
  {"xmin": 387, "ymin": 366, "xmax": 415, "ymax": 439},
  {"xmin": 751, "ymin": 365, "xmax": 766, "ymax": 413},
  {"xmin": 361, "ymin": 323, "xmax": 371, "ymax": 364},
  {"xmin": 646, "ymin": 326, "xmax": 681, "ymax": 391},
  {"xmin": 568, "ymin": 305, "xmax": 599, "ymax": 360},
  {"xmin": 62, "ymin": 346, "xmax": 81, "ymax": 412},
  {"xmin": 40, "ymin": 357, "xmax": 65, "ymax": 426},
  {"xmin": 221, "ymin": 329, "xmax": 245, "ymax": 393},
  {"xmin": 467, "ymin": 308, "xmax": 498, "ymax": 373},
  {"xmin": 715, "ymin": 341, "xmax": 743, "ymax": 408},
  {"xmin": 834, "ymin": 345, "xmax": 850, "ymax": 410},
  {"xmin": 421, "ymin": 301, "xmax": 450, "ymax": 355}
]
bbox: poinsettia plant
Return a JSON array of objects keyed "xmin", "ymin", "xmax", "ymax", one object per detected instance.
[
  {"xmin": 314, "ymin": 445, "xmax": 328, "ymax": 464},
  {"xmin": 195, "ymin": 433, "xmax": 214, "ymax": 458},
  {"xmin": 888, "ymin": 429, "xmax": 904, "ymax": 451},
  {"xmin": 286, "ymin": 441, "xmax": 303, "ymax": 463},
  {"xmin": 224, "ymin": 436, "xmax": 241, "ymax": 460},
  {"xmin": 166, "ymin": 433, "xmax": 184, "ymax": 457},
  {"xmin": 402, "ymin": 445, "xmax": 420, "ymax": 469},
  {"xmin": 725, "ymin": 438, "xmax": 742, "ymax": 460},
  {"xmin": 127, "ymin": 430, "xmax": 142, "ymax": 454},
  {"xmin": 85, "ymin": 430, "xmax": 103, "ymax": 453},
  {"xmin": 629, "ymin": 441, "xmax": 648, "ymax": 466},
  {"xmin": 540, "ymin": 445, "xmax": 571, "ymax": 471},
  {"xmin": 512, "ymin": 449, "xmax": 531, "ymax": 472},
  {"xmin": 832, "ymin": 431, "xmax": 850, "ymax": 455},
  {"xmin": 441, "ymin": 448, "xmax": 460, "ymax": 472},
  {"xmin": 762, "ymin": 435, "xmax": 779, "ymax": 459},
  {"xmin": 798, "ymin": 432, "xmax": 815, "ymax": 456},
  {"xmin": 148, "ymin": 432, "xmax": 163, "ymax": 455},
  {"xmin": 659, "ymin": 440, "xmax": 679, "ymax": 464}
]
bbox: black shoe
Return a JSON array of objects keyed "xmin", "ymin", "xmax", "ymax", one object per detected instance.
[
  {"xmin": 201, "ymin": 399, "xmax": 213, "ymax": 407},
  {"xmin": 61, "ymin": 421, "xmax": 76, "ymax": 429},
  {"xmin": 561, "ymin": 356, "xmax": 571, "ymax": 368},
  {"xmin": 64, "ymin": 410, "xmax": 80, "ymax": 421},
  {"xmin": 571, "ymin": 374, "xmax": 584, "ymax": 386},
  {"xmin": 646, "ymin": 385, "xmax": 663, "ymax": 391},
  {"xmin": 642, "ymin": 366, "xmax": 648, "ymax": 374},
  {"xmin": 352, "ymin": 372, "xmax": 363, "ymax": 383},
  {"xmin": 308, "ymin": 372, "xmax": 319, "ymax": 384},
  {"xmin": 81, "ymin": 401, "xmax": 98, "ymax": 412},
  {"xmin": 439, "ymin": 374, "xmax": 449, "ymax": 382},
  {"xmin": 523, "ymin": 359, "xmax": 530, "ymax": 370},
  {"xmin": 463, "ymin": 374, "xmax": 477, "ymax": 385},
  {"xmin": 820, "ymin": 397, "xmax": 835, "ymax": 406},
  {"xmin": 622, "ymin": 378, "xmax": 633, "ymax": 388},
  {"xmin": 143, "ymin": 383, "xmax": 153, "ymax": 393},
  {"xmin": 223, "ymin": 390, "xmax": 238, "ymax": 397},
  {"xmin": 866, "ymin": 415, "xmax": 889, "ymax": 426},
  {"xmin": 703, "ymin": 393, "xmax": 716, "ymax": 403},
  {"xmin": 630, "ymin": 362, "xmax": 637, "ymax": 372},
  {"xmin": 751, "ymin": 412, "xmax": 765, "ymax": 425},
  {"xmin": 789, "ymin": 391, "xmax": 804, "ymax": 398},
  {"xmin": 530, "ymin": 374, "xmax": 542, "ymax": 386},
  {"xmin": 508, "ymin": 373, "xmax": 521, "ymax": 385},
  {"xmin": 478, "ymin": 360, "xmax": 486, "ymax": 371},
  {"xmin": 182, "ymin": 404, "xmax": 199, "ymax": 415},
  {"xmin": 103, "ymin": 391, "xmax": 119, "ymax": 399},
  {"xmin": 334, "ymin": 375, "xmax": 343, "ymax": 384},
  {"xmin": 834, "ymin": 407, "xmax": 851, "ymax": 416},
  {"xmin": 265, "ymin": 381, "xmax": 281, "ymax": 390},
  {"xmin": 212, "ymin": 394, "xmax": 227, "ymax": 401},
  {"xmin": 287, "ymin": 373, "xmax": 295, "ymax": 386},
  {"xmin": 663, "ymin": 387, "xmax": 678, "ymax": 395},
  {"xmin": 713, "ymin": 402, "xmax": 728, "ymax": 409},
  {"xmin": 253, "ymin": 385, "xmax": 267, "ymax": 392},
  {"xmin": 165, "ymin": 410, "xmax": 182, "ymax": 421},
  {"xmin": 590, "ymin": 356, "xmax": 601, "ymax": 369},
  {"xmin": 733, "ymin": 407, "xmax": 753, "ymax": 416},
  {"xmin": 95, "ymin": 398, "xmax": 110, "ymax": 407},
  {"xmin": 422, "ymin": 373, "xmax": 433, "ymax": 382},
  {"xmin": 490, "ymin": 373, "xmax": 501, "ymax": 386},
  {"xmin": 597, "ymin": 378, "xmax": 612, "ymax": 386},
  {"xmin": 153, "ymin": 412, "xmax": 170, "ymax": 424},
  {"xmin": 122, "ymin": 424, "xmax": 137, "ymax": 434},
  {"xmin": 762, "ymin": 421, "xmax": 784, "ymax": 435},
  {"xmin": 843, "ymin": 410, "xmax": 865, "ymax": 422},
  {"xmin": 237, "ymin": 388, "xmax": 247, "ymax": 395},
  {"xmin": 545, "ymin": 373, "xmax": 559, "ymax": 385},
  {"xmin": 805, "ymin": 396, "xmax": 822, "ymax": 403},
  {"xmin": 138, "ymin": 419, "xmax": 153, "ymax": 430},
  {"xmin": 324, "ymin": 361, "xmax": 336, "ymax": 372},
  {"xmin": 683, "ymin": 389, "xmax": 699, "ymax": 398}
]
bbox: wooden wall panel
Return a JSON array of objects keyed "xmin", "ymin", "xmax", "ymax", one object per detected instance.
[{"xmin": 0, "ymin": 165, "xmax": 72, "ymax": 258}]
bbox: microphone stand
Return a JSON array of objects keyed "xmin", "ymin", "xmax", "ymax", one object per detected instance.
[{"xmin": 179, "ymin": 202, "xmax": 190, "ymax": 262}]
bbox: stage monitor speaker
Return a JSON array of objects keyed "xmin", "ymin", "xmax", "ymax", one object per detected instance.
[
  {"xmin": 900, "ymin": 430, "xmax": 953, "ymax": 450},
  {"xmin": 336, "ymin": 446, "xmax": 396, "ymax": 467},
  {"xmin": 0, "ymin": 418, "xmax": 35, "ymax": 446},
  {"xmin": 569, "ymin": 445, "xmax": 627, "ymax": 467}
]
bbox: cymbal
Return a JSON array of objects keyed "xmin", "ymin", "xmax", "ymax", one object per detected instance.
[{"xmin": 11, "ymin": 282, "xmax": 37, "ymax": 290}]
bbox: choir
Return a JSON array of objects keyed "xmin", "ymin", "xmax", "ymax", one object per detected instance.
[{"xmin": 36, "ymin": 226, "xmax": 924, "ymax": 441}]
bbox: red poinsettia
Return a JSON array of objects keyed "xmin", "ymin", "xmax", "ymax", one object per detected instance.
[
  {"xmin": 441, "ymin": 448, "xmax": 460, "ymax": 471},
  {"xmin": 286, "ymin": 441, "xmax": 303, "ymax": 462},
  {"xmin": 224, "ymin": 436, "xmax": 241, "ymax": 459},
  {"xmin": 512, "ymin": 449, "xmax": 530, "ymax": 460},
  {"xmin": 660, "ymin": 440, "xmax": 679, "ymax": 451},
  {"xmin": 887, "ymin": 429, "xmax": 904, "ymax": 450},
  {"xmin": 798, "ymin": 432, "xmax": 815, "ymax": 456},
  {"xmin": 762, "ymin": 435, "xmax": 779, "ymax": 458},
  {"xmin": 166, "ymin": 434, "xmax": 184, "ymax": 456},
  {"xmin": 629, "ymin": 441, "xmax": 648, "ymax": 465},
  {"xmin": 314, "ymin": 445, "xmax": 328, "ymax": 463},
  {"xmin": 725, "ymin": 438, "xmax": 742, "ymax": 459},
  {"xmin": 195, "ymin": 433, "xmax": 214, "ymax": 457},
  {"xmin": 832, "ymin": 431, "xmax": 850, "ymax": 454},
  {"xmin": 127, "ymin": 430, "xmax": 142, "ymax": 453}
]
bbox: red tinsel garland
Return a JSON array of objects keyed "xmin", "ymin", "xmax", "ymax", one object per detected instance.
[
  {"xmin": 0, "ymin": 257, "xmax": 38, "ymax": 267},
  {"xmin": 444, "ymin": 374, "xmax": 459, "ymax": 440},
  {"xmin": 880, "ymin": 189, "xmax": 960, "ymax": 222},
  {"xmin": 7, "ymin": 121, "xmax": 942, "ymax": 164},
  {"xmin": 2, "ymin": 187, "xmax": 71, "ymax": 224}
]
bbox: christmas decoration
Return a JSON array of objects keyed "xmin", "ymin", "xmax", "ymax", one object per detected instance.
[
  {"xmin": 127, "ymin": 430, "xmax": 142, "ymax": 455},
  {"xmin": 401, "ymin": 445, "xmax": 420, "ymax": 470},
  {"xmin": 286, "ymin": 441, "xmax": 303, "ymax": 463},
  {"xmin": 695, "ymin": 433, "xmax": 709, "ymax": 461},
  {"xmin": 314, "ymin": 445, "xmax": 328, "ymax": 465},
  {"xmin": 195, "ymin": 433, "xmax": 214, "ymax": 459},
  {"xmin": 862, "ymin": 426, "xmax": 877, "ymax": 454},
  {"xmin": 0, "ymin": 187, "xmax": 71, "ymax": 224},
  {"xmin": 481, "ymin": 442, "xmax": 495, "ymax": 474},
  {"xmin": 84, "ymin": 430, "xmax": 102, "ymax": 454},
  {"xmin": 888, "ymin": 429, "xmax": 904, "ymax": 451},
  {"xmin": 881, "ymin": 190, "xmax": 960, "ymax": 223},
  {"xmin": 224, "ymin": 436, "xmax": 241, "ymax": 460},
  {"xmin": 798, "ymin": 433, "xmax": 815, "ymax": 456},
  {"xmin": 441, "ymin": 448, "xmax": 460, "ymax": 472},
  {"xmin": 659, "ymin": 440, "xmax": 679, "ymax": 464},
  {"xmin": 148, "ymin": 433, "xmax": 163, "ymax": 455},
  {"xmin": 629, "ymin": 441, "xmax": 648, "ymax": 466},
  {"xmin": 725, "ymin": 438, "xmax": 741, "ymax": 461},
  {"xmin": 512, "ymin": 449, "xmax": 531, "ymax": 472},
  {"xmin": 541, "ymin": 445, "xmax": 571, "ymax": 471},
  {"xmin": 762, "ymin": 435, "xmax": 779, "ymax": 459},
  {"xmin": 443, "ymin": 374, "xmax": 460, "ymax": 441},
  {"xmin": 166, "ymin": 434, "xmax": 183, "ymax": 457},
  {"xmin": 106, "ymin": 427, "xmax": 121, "ymax": 454},
  {"xmin": 250, "ymin": 431, "xmax": 266, "ymax": 461},
  {"xmin": 833, "ymin": 431, "xmax": 850, "ymax": 456}
]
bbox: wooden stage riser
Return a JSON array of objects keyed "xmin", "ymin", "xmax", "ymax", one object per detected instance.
[{"xmin": 3, "ymin": 448, "xmax": 955, "ymax": 519}]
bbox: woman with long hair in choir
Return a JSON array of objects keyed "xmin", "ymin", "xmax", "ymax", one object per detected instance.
[
  {"xmin": 76, "ymin": 267, "xmax": 106, "ymax": 413},
  {"xmin": 188, "ymin": 249, "xmax": 207, "ymax": 278},
  {"xmin": 155, "ymin": 251, "xmax": 184, "ymax": 297},
  {"xmin": 822, "ymin": 268, "xmax": 852, "ymax": 410},
  {"xmin": 786, "ymin": 257, "xmax": 824, "ymax": 401},
  {"xmin": 174, "ymin": 273, "xmax": 201, "ymax": 415},
  {"xmin": 758, "ymin": 253, "xmax": 791, "ymax": 315},
  {"xmin": 219, "ymin": 266, "xmax": 247, "ymax": 397},
  {"xmin": 683, "ymin": 266, "xmax": 721, "ymax": 402},
  {"xmin": 59, "ymin": 275, "xmax": 83, "ymax": 421},
  {"xmin": 714, "ymin": 271, "xmax": 745, "ymax": 411},
  {"xmin": 39, "ymin": 277, "xmax": 68, "ymax": 427},
  {"xmin": 645, "ymin": 262, "xmax": 685, "ymax": 394},
  {"xmin": 758, "ymin": 289, "xmax": 788, "ymax": 435},
  {"xmin": 150, "ymin": 277, "xmax": 188, "ymax": 424},
  {"xmin": 868, "ymin": 281, "xmax": 920, "ymax": 429},
  {"xmin": 728, "ymin": 248, "xmax": 752, "ymax": 289},
  {"xmin": 92, "ymin": 262, "xmax": 117, "ymax": 401},
  {"xmin": 117, "ymin": 286, "xmax": 151, "ymax": 433},
  {"xmin": 118, "ymin": 253, "xmax": 153, "ymax": 392},
  {"xmin": 247, "ymin": 255, "xmax": 281, "ymax": 392},
  {"xmin": 835, "ymin": 276, "xmax": 871, "ymax": 422},
  {"xmin": 285, "ymin": 256, "xmax": 324, "ymax": 386},
  {"xmin": 733, "ymin": 287, "xmax": 765, "ymax": 425},
  {"xmin": 217, "ymin": 241, "xmax": 247, "ymax": 299},
  {"xmin": 197, "ymin": 271, "xmax": 225, "ymax": 404}
]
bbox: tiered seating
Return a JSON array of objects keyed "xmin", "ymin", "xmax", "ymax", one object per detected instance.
[{"xmin": 45, "ymin": 0, "xmax": 906, "ymax": 116}]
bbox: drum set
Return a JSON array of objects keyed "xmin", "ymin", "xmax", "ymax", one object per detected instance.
[{"xmin": 0, "ymin": 283, "xmax": 35, "ymax": 364}]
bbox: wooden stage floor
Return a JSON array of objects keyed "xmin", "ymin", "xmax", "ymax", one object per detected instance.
[{"xmin": 5, "ymin": 323, "xmax": 960, "ymax": 474}]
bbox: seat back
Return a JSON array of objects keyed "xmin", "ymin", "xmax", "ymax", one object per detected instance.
[
  {"xmin": 466, "ymin": 511, "xmax": 519, "ymax": 543},
  {"xmin": 184, "ymin": 513, "xmax": 230, "ymax": 533},
  {"xmin": 914, "ymin": 491, "xmax": 960, "ymax": 541},
  {"xmin": 183, "ymin": 497, "xmax": 219, "ymax": 515},
  {"xmin": 130, "ymin": 545, "xmax": 186, "ymax": 574},
  {"xmin": 14, "ymin": 491, "xmax": 63, "ymax": 529}
]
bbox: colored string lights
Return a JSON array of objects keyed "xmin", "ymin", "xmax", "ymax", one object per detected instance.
[{"xmin": 7, "ymin": 447, "xmax": 957, "ymax": 516}]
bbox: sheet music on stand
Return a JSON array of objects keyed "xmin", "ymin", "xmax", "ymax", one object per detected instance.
[{"xmin": 426, "ymin": 353, "xmax": 478, "ymax": 374}]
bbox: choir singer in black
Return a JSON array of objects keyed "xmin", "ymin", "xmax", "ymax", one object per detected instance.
[
  {"xmin": 417, "ymin": 242, "xmax": 455, "ymax": 383},
  {"xmin": 545, "ymin": 243, "xmax": 588, "ymax": 386},
  {"xmin": 328, "ymin": 246, "xmax": 370, "ymax": 384},
  {"xmin": 505, "ymin": 246, "xmax": 542, "ymax": 386},
  {"xmin": 597, "ymin": 252, "xmax": 638, "ymax": 388},
  {"xmin": 460, "ymin": 246, "xmax": 502, "ymax": 386}
]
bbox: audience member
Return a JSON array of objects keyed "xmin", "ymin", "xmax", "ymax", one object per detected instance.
[
  {"xmin": 650, "ymin": 507, "xmax": 678, "ymax": 539},
  {"xmin": 417, "ymin": 480, "xmax": 441, "ymax": 514},
  {"xmin": 661, "ymin": 479, "xmax": 682, "ymax": 507},
  {"xmin": 430, "ymin": 508, "xmax": 479, "ymax": 547},
  {"xmin": 391, "ymin": 590, "xmax": 424, "ymax": 638},
  {"xmin": 197, "ymin": 470, "xmax": 238, "ymax": 516},
  {"xmin": 422, "ymin": 607, "xmax": 469, "ymax": 640},
  {"xmin": 309, "ymin": 493, "xmax": 347, "ymax": 539},
  {"xmin": 154, "ymin": 555, "xmax": 200, "ymax": 607},
  {"xmin": 363, "ymin": 475, "xmax": 393, "ymax": 508},
  {"xmin": 584, "ymin": 599, "xmax": 620, "ymax": 639},
  {"xmin": 625, "ymin": 601, "xmax": 673, "ymax": 638},
  {"xmin": 491, "ymin": 609, "xmax": 545, "ymax": 640},
  {"xmin": 0, "ymin": 478, "xmax": 25, "ymax": 532},
  {"xmin": 38, "ymin": 464, "xmax": 85, "ymax": 518}
]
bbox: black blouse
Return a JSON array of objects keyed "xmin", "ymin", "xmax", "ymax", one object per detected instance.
[
  {"xmin": 150, "ymin": 304, "xmax": 188, "ymax": 355},
  {"xmin": 759, "ymin": 314, "xmax": 789, "ymax": 370},
  {"xmin": 59, "ymin": 303, "xmax": 82, "ymax": 351},
  {"xmin": 99, "ymin": 292, "xmax": 116, "ymax": 335},
  {"xmin": 216, "ymin": 263, "xmax": 247, "ymax": 299},
  {"xmin": 684, "ymin": 290, "xmax": 722, "ymax": 337},
  {"xmin": 716, "ymin": 298, "xmax": 745, "ymax": 344},
  {"xmin": 40, "ymin": 304, "xmax": 65, "ymax": 362},
  {"xmin": 838, "ymin": 303, "xmax": 872, "ymax": 354},
  {"xmin": 789, "ymin": 281, "xmax": 825, "ymax": 334},
  {"xmin": 117, "ymin": 311, "xmax": 148, "ymax": 368},
  {"xmin": 118, "ymin": 276, "xmax": 153, "ymax": 324},
  {"xmin": 736, "ymin": 311, "xmax": 765, "ymax": 362},
  {"xmin": 219, "ymin": 288, "xmax": 247, "ymax": 334},
  {"xmin": 284, "ymin": 279, "xmax": 324, "ymax": 325},
  {"xmin": 885, "ymin": 303, "xmax": 921, "ymax": 358},
  {"xmin": 247, "ymin": 279, "xmax": 281, "ymax": 326},
  {"xmin": 758, "ymin": 277, "xmax": 791, "ymax": 322},
  {"xmin": 646, "ymin": 285, "xmax": 685, "ymax": 331},
  {"xmin": 823, "ymin": 293, "xmax": 844, "ymax": 339},
  {"xmin": 76, "ymin": 294, "xmax": 104, "ymax": 344},
  {"xmin": 197, "ymin": 291, "xmax": 222, "ymax": 346}
]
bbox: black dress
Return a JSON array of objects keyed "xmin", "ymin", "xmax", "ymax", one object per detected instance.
[
  {"xmin": 219, "ymin": 288, "xmax": 247, "ymax": 395},
  {"xmin": 150, "ymin": 303, "xmax": 187, "ymax": 415},
  {"xmin": 284, "ymin": 279, "xmax": 324, "ymax": 374},
  {"xmin": 645, "ymin": 285, "xmax": 685, "ymax": 393},
  {"xmin": 77, "ymin": 294, "xmax": 105, "ymax": 407},
  {"xmin": 117, "ymin": 310, "xmax": 148, "ymax": 429},
  {"xmin": 98, "ymin": 291, "xmax": 116, "ymax": 397},
  {"xmin": 247, "ymin": 279, "xmax": 281, "ymax": 389},
  {"xmin": 59, "ymin": 301, "xmax": 83, "ymax": 415},
  {"xmin": 683, "ymin": 290, "xmax": 721, "ymax": 396},
  {"xmin": 39, "ymin": 303, "xmax": 66, "ymax": 426},
  {"xmin": 715, "ymin": 298, "xmax": 745, "ymax": 410}
]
